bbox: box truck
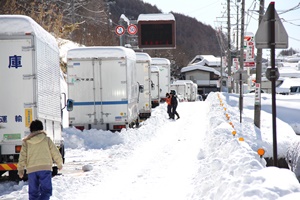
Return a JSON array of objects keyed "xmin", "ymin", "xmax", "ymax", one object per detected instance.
[
  {"xmin": 151, "ymin": 58, "xmax": 171, "ymax": 102},
  {"xmin": 174, "ymin": 80, "xmax": 198, "ymax": 101},
  {"xmin": 136, "ymin": 52, "xmax": 152, "ymax": 119},
  {"xmin": 67, "ymin": 46, "xmax": 140, "ymax": 131},
  {"xmin": 0, "ymin": 15, "xmax": 65, "ymax": 180},
  {"xmin": 150, "ymin": 66, "xmax": 160, "ymax": 108}
]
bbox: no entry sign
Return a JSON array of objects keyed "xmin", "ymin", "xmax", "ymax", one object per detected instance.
[
  {"xmin": 127, "ymin": 24, "xmax": 138, "ymax": 35},
  {"xmin": 115, "ymin": 25, "xmax": 125, "ymax": 36}
]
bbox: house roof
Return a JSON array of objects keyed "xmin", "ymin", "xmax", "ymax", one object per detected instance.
[
  {"xmin": 189, "ymin": 55, "xmax": 220, "ymax": 66},
  {"xmin": 181, "ymin": 64, "xmax": 220, "ymax": 76}
]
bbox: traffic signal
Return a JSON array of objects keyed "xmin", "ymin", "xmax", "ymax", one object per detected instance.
[{"xmin": 137, "ymin": 14, "xmax": 176, "ymax": 49}]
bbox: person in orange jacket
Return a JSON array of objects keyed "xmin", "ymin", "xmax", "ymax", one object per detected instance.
[{"xmin": 166, "ymin": 93, "xmax": 172, "ymax": 119}]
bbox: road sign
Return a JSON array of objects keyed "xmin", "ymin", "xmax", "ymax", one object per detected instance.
[
  {"xmin": 127, "ymin": 24, "xmax": 138, "ymax": 35},
  {"xmin": 233, "ymin": 69, "xmax": 248, "ymax": 82},
  {"xmin": 115, "ymin": 25, "xmax": 125, "ymax": 36},
  {"xmin": 244, "ymin": 61, "xmax": 255, "ymax": 67},
  {"xmin": 255, "ymin": 2, "xmax": 288, "ymax": 49}
]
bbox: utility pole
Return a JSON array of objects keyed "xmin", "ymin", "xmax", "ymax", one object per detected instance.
[
  {"xmin": 235, "ymin": 1, "xmax": 239, "ymax": 93},
  {"xmin": 227, "ymin": 0, "xmax": 232, "ymax": 93},
  {"xmin": 238, "ymin": 0, "xmax": 245, "ymax": 123},
  {"xmin": 240, "ymin": 0, "xmax": 245, "ymax": 71},
  {"xmin": 254, "ymin": 0, "xmax": 264, "ymax": 128}
]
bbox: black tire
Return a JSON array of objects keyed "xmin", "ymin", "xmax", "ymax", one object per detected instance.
[
  {"xmin": 9, "ymin": 170, "xmax": 19, "ymax": 181},
  {"xmin": 135, "ymin": 118, "xmax": 140, "ymax": 128}
]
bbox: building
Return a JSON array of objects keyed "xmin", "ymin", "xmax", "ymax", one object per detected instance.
[{"xmin": 181, "ymin": 63, "xmax": 221, "ymax": 96}]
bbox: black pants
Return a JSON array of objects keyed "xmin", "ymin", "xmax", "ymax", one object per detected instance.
[
  {"xmin": 167, "ymin": 105, "xmax": 172, "ymax": 118},
  {"xmin": 171, "ymin": 105, "xmax": 179, "ymax": 119}
]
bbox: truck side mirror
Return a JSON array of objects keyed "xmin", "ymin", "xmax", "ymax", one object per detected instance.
[
  {"xmin": 67, "ymin": 99, "xmax": 74, "ymax": 111},
  {"xmin": 139, "ymin": 85, "xmax": 144, "ymax": 93}
]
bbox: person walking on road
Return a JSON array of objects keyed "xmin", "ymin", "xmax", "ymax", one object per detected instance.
[
  {"xmin": 18, "ymin": 119, "xmax": 63, "ymax": 200},
  {"xmin": 166, "ymin": 93, "xmax": 172, "ymax": 119},
  {"xmin": 170, "ymin": 90, "xmax": 180, "ymax": 120}
]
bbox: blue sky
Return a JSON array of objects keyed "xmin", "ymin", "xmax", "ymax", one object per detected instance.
[{"xmin": 143, "ymin": 0, "xmax": 300, "ymax": 52}]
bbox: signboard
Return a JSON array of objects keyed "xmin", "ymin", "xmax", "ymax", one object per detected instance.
[
  {"xmin": 127, "ymin": 24, "xmax": 138, "ymax": 35},
  {"xmin": 244, "ymin": 61, "xmax": 255, "ymax": 67},
  {"xmin": 233, "ymin": 58, "xmax": 239, "ymax": 70},
  {"xmin": 255, "ymin": 83, "xmax": 261, "ymax": 105},
  {"xmin": 115, "ymin": 25, "xmax": 125, "ymax": 36},
  {"xmin": 233, "ymin": 69, "xmax": 248, "ymax": 82},
  {"xmin": 244, "ymin": 33, "xmax": 255, "ymax": 67},
  {"xmin": 137, "ymin": 13, "xmax": 176, "ymax": 49},
  {"xmin": 255, "ymin": 3, "xmax": 288, "ymax": 49}
]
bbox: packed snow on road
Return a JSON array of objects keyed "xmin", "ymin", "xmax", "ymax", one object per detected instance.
[{"xmin": 1, "ymin": 92, "xmax": 300, "ymax": 200}]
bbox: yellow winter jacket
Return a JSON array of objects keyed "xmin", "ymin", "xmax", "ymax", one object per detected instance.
[{"xmin": 17, "ymin": 130, "xmax": 63, "ymax": 176}]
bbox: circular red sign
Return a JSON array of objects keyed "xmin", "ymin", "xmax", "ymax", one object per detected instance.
[
  {"xmin": 127, "ymin": 24, "xmax": 138, "ymax": 35},
  {"xmin": 115, "ymin": 25, "xmax": 125, "ymax": 36}
]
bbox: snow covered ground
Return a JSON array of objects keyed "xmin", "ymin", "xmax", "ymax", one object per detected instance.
[{"xmin": 1, "ymin": 91, "xmax": 300, "ymax": 200}]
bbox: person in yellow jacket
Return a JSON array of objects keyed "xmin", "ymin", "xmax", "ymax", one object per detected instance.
[{"xmin": 17, "ymin": 119, "xmax": 63, "ymax": 200}]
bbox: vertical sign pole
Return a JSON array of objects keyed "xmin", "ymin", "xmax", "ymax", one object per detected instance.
[{"xmin": 270, "ymin": 2, "xmax": 278, "ymax": 167}]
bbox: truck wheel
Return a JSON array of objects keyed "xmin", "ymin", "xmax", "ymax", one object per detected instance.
[
  {"xmin": 135, "ymin": 118, "xmax": 140, "ymax": 128},
  {"xmin": 9, "ymin": 170, "xmax": 19, "ymax": 181}
]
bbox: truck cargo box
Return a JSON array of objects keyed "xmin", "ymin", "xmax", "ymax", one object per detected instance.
[
  {"xmin": 0, "ymin": 15, "xmax": 64, "ymax": 179},
  {"xmin": 67, "ymin": 46, "xmax": 139, "ymax": 131}
]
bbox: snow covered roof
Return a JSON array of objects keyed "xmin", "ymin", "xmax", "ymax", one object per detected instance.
[
  {"xmin": 277, "ymin": 62, "xmax": 300, "ymax": 78},
  {"xmin": 276, "ymin": 77, "xmax": 300, "ymax": 93},
  {"xmin": 137, "ymin": 13, "xmax": 175, "ymax": 21},
  {"xmin": 136, "ymin": 52, "xmax": 151, "ymax": 62},
  {"xmin": 151, "ymin": 57, "xmax": 171, "ymax": 66},
  {"xmin": 173, "ymin": 80, "xmax": 194, "ymax": 84},
  {"xmin": 181, "ymin": 64, "xmax": 221, "ymax": 76},
  {"xmin": 285, "ymin": 53, "xmax": 300, "ymax": 62},
  {"xmin": 189, "ymin": 55, "xmax": 220, "ymax": 66},
  {"xmin": 0, "ymin": 15, "xmax": 58, "ymax": 51},
  {"xmin": 67, "ymin": 46, "xmax": 136, "ymax": 60}
]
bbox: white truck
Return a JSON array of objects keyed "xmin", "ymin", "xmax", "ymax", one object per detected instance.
[
  {"xmin": 0, "ymin": 15, "xmax": 65, "ymax": 180},
  {"xmin": 151, "ymin": 58, "xmax": 171, "ymax": 102},
  {"xmin": 67, "ymin": 46, "xmax": 140, "ymax": 131},
  {"xmin": 150, "ymin": 66, "xmax": 160, "ymax": 108},
  {"xmin": 136, "ymin": 52, "xmax": 152, "ymax": 119},
  {"xmin": 174, "ymin": 80, "xmax": 198, "ymax": 101}
]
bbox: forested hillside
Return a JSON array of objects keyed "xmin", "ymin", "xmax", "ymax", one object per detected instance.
[{"xmin": 0, "ymin": 0, "xmax": 225, "ymax": 77}]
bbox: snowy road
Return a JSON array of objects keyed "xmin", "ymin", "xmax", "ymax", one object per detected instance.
[
  {"xmin": 2, "ymin": 93, "xmax": 300, "ymax": 199},
  {"xmin": 72, "ymin": 101, "xmax": 208, "ymax": 199}
]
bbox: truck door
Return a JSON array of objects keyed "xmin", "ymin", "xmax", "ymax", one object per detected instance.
[
  {"xmin": 94, "ymin": 59, "xmax": 127, "ymax": 124},
  {"xmin": 67, "ymin": 58, "xmax": 98, "ymax": 126},
  {"xmin": 0, "ymin": 37, "xmax": 35, "ymax": 155}
]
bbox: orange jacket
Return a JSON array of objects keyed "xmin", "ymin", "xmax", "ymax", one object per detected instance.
[{"xmin": 166, "ymin": 97, "xmax": 171, "ymax": 105}]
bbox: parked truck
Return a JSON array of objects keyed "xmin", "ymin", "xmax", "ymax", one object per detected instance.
[
  {"xmin": 67, "ymin": 46, "xmax": 140, "ymax": 131},
  {"xmin": 136, "ymin": 52, "xmax": 152, "ymax": 119},
  {"xmin": 151, "ymin": 58, "xmax": 171, "ymax": 102},
  {"xmin": 0, "ymin": 15, "xmax": 65, "ymax": 180},
  {"xmin": 150, "ymin": 66, "xmax": 160, "ymax": 108},
  {"xmin": 173, "ymin": 80, "xmax": 198, "ymax": 101}
]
